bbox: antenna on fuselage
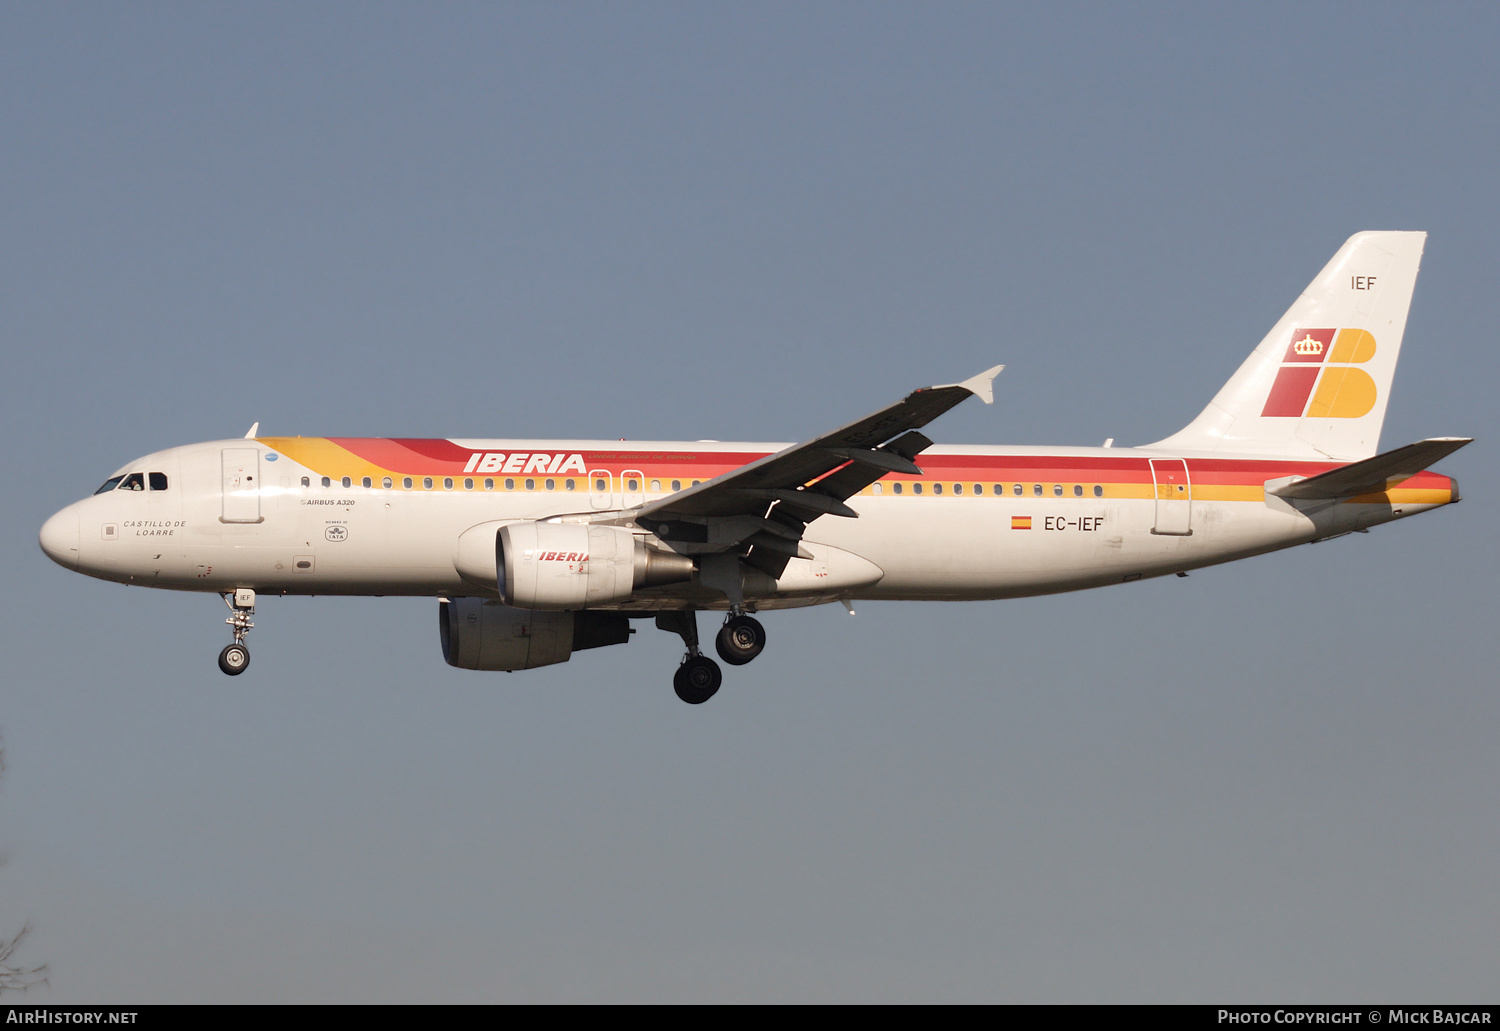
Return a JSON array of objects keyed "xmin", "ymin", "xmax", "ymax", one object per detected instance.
[{"xmin": 244, "ymin": 422, "xmax": 260, "ymax": 439}]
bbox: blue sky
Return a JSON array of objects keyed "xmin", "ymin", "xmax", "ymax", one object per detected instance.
[{"xmin": 2, "ymin": 3, "xmax": 1496, "ymax": 1001}]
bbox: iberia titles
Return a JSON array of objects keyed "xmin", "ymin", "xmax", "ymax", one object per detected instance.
[{"xmin": 461, "ymin": 452, "xmax": 588, "ymax": 475}]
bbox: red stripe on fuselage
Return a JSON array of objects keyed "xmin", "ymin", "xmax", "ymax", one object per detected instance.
[{"xmin": 302, "ymin": 440, "xmax": 1444, "ymax": 491}]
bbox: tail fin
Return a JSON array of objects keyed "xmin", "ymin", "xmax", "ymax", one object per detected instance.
[{"xmin": 1148, "ymin": 231, "xmax": 1426, "ymax": 461}]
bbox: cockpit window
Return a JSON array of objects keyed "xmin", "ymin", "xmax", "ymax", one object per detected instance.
[
  {"xmin": 149, "ymin": 472, "xmax": 168, "ymax": 491},
  {"xmin": 118, "ymin": 472, "xmax": 145, "ymax": 491},
  {"xmin": 94, "ymin": 476, "xmax": 125, "ymax": 495}
]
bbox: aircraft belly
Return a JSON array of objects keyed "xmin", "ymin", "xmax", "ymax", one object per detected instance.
[{"xmin": 815, "ymin": 496, "xmax": 1321, "ymax": 600}]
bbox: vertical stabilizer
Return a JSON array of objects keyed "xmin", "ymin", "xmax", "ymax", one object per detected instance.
[{"xmin": 1148, "ymin": 232, "xmax": 1426, "ymax": 461}]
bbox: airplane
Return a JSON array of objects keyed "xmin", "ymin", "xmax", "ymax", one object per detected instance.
[{"xmin": 39, "ymin": 231, "xmax": 1468, "ymax": 704}]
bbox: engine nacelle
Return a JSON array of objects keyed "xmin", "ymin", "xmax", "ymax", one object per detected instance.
[
  {"xmin": 497, "ymin": 522, "xmax": 693, "ymax": 610},
  {"xmin": 439, "ymin": 597, "xmax": 632, "ymax": 671}
]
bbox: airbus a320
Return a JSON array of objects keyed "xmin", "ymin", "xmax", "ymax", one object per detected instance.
[{"xmin": 40, "ymin": 232, "xmax": 1468, "ymax": 703}]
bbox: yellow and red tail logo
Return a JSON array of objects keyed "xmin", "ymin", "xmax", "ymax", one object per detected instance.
[{"xmin": 1261, "ymin": 328, "xmax": 1378, "ymax": 419}]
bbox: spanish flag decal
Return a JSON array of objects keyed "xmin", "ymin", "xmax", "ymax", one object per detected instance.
[{"xmin": 1011, "ymin": 516, "xmax": 1032, "ymax": 530}]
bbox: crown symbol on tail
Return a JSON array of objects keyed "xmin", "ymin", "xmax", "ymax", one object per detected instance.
[{"xmin": 1293, "ymin": 334, "xmax": 1324, "ymax": 356}]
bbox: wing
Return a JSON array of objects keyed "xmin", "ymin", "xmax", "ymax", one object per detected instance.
[{"xmin": 628, "ymin": 365, "xmax": 1003, "ymax": 576}]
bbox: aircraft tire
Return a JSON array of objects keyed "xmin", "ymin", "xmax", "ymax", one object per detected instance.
[
  {"xmin": 673, "ymin": 655, "xmax": 721, "ymax": 704},
  {"xmin": 218, "ymin": 643, "xmax": 250, "ymax": 676},
  {"xmin": 715, "ymin": 615, "xmax": 766, "ymax": 666}
]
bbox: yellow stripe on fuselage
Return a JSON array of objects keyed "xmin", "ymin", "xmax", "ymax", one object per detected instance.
[{"xmin": 258, "ymin": 438, "xmax": 393, "ymax": 483}]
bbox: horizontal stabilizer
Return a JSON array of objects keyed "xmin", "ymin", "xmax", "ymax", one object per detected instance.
[{"xmin": 1267, "ymin": 437, "xmax": 1472, "ymax": 500}]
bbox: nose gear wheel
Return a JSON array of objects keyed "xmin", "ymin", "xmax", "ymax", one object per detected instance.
[{"xmin": 218, "ymin": 643, "xmax": 250, "ymax": 675}]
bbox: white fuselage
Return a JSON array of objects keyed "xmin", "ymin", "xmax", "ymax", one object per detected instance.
[{"xmin": 40, "ymin": 437, "xmax": 1457, "ymax": 612}]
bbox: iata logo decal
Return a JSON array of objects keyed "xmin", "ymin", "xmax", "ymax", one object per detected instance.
[
  {"xmin": 462, "ymin": 452, "xmax": 588, "ymax": 475},
  {"xmin": 1261, "ymin": 328, "xmax": 1378, "ymax": 419}
]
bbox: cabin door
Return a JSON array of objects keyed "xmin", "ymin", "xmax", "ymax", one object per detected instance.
[
  {"xmin": 221, "ymin": 448, "xmax": 263, "ymax": 524},
  {"xmin": 1149, "ymin": 459, "xmax": 1192, "ymax": 536}
]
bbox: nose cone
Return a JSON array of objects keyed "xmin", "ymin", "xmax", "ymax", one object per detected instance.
[{"xmin": 40, "ymin": 506, "xmax": 80, "ymax": 570}]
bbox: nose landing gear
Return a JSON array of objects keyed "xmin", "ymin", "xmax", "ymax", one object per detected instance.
[{"xmin": 218, "ymin": 589, "xmax": 255, "ymax": 676}]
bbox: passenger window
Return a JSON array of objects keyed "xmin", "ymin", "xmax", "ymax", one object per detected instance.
[
  {"xmin": 1032, "ymin": 484, "xmax": 1042, "ymax": 497},
  {"xmin": 423, "ymin": 477, "xmax": 433, "ymax": 490},
  {"xmin": 974, "ymin": 484, "xmax": 984, "ymax": 496},
  {"xmin": 1093, "ymin": 485, "xmax": 1104, "ymax": 498},
  {"xmin": 120, "ymin": 472, "xmax": 145, "ymax": 491},
  {"xmin": 1073, "ymin": 484, "xmax": 1083, "ymax": 497},
  {"xmin": 893, "ymin": 482, "xmax": 903, "ymax": 495},
  {"xmin": 464, "ymin": 478, "xmax": 474, "ymax": 490},
  {"xmin": 483, "ymin": 478, "xmax": 494, "ymax": 491},
  {"xmin": 544, "ymin": 478, "xmax": 554, "ymax": 491},
  {"xmin": 321, "ymin": 477, "xmax": 331, "ymax": 488},
  {"xmin": 404, "ymin": 477, "xmax": 414, "ymax": 489},
  {"xmin": 504, "ymin": 478, "xmax": 515, "ymax": 491},
  {"xmin": 650, "ymin": 479, "xmax": 661, "ymax": 492},
  {"xmin": 671, "ymin": 479, "xmax": 681, "ymax": 492},
  {"xmin": 1013, "ymin": 484, "xmax": 1023, "ymax": 496},
  {"xmin": 1053, "ymin": 484, "xmax": 1062, "ymax": 497},
  {"xmin": 524, "ymin": 478, "xmax": 535, "ymax": 491},
  {"xmin": 383, "ymin": 477, "xmax": 393, "ymax": 489},
  {"xmin": 94, "ymin": 476, "xmax": 125, "ymax": 495},
  {"xmin": 565, "ymin": 479, "xmax": 576, "ymax": 491},
  {"xmin": 932, "ymin": 483, "xmax": 942, "ymax": 495},
  {"xmin": 443, "ymin": 478, "xmax": 454, "ymax": 490},
  {"xmin": 954, "ymin": 483, "xmax": 963, "ymax": 495},
  {"xmin": 913, "ymin": 483, "xmax": 924, "ymax": 495},
  {"xmin": 595, "ymin": 477, "xmax": 608, "ymax": 492},
  {"xmin": 872, "ymin": 482, "xmax": 883, "ymax": 495},
  {"xmin": 301, "ymin": 476, "xmax": 310, "ymax": 488},
  {"xmin": 342, "ymin": 476, "xmax": 352, "ymax": 488},
  {"xmin": 626, "ymin": 478, "xmax": 639, "ymax": 492},
  {"xmin": 149, "ymin": 472, "xmax": 168, "ymax": 491},
  {"xmin": 362, "ymin": 476, "xmax": 372, "ymax": 488}
]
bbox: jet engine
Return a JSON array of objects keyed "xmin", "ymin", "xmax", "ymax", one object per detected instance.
[
  {"xmin": 439, "ymin": 597, "xmax": 633, "ymax": 671},
  {"xmin": 497, "ymin": 522, "xmax": 694, "ymax": 609}
]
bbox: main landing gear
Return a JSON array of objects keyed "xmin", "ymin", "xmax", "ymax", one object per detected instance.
[
  {"xmin": 715, "ymin": 614, "xmax": 766, "ymax": 666},
  {"xmin": 656, "ymin": 609, "xmax": 767, "ymax": 704},
  {"xmin": 218, "ymin": 589, "xmax": 255, "ymax": 676}
]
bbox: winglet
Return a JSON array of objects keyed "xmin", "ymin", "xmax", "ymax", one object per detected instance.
[
  {"xmin": 244, "ymin": 422, "xmax": 260, "ymax": 439},
  {"xmin": 938, "ymin": 364, "xmax": 1005, "ymax": 405}
]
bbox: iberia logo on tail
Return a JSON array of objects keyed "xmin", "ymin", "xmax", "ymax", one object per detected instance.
[{"xmin": 1261, "ymin": 328, "xmax": 1379, "ymax": 419}]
